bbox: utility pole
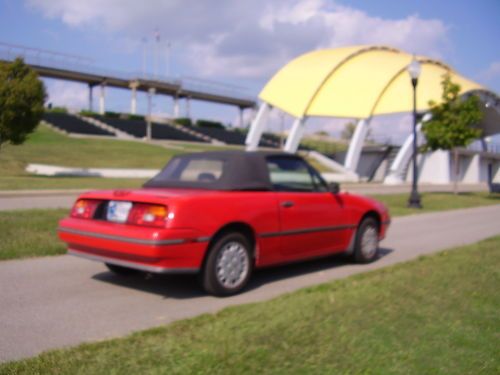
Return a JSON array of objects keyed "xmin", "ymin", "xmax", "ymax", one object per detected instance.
[
  {"xmin": 141, "ymin": 37, "xmax": 148, "ymax": 79},
  {"xmin": 154, "ymin": 28, "xmax": 160, "ymax": 79},
  {"xmin": 165, "ymin": 41, "xmax": 172, "ymax": 78}
]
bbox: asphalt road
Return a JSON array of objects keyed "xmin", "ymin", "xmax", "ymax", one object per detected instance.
[
  {"xmin": 0, "ymin": 183, "xmax": 489, "ymax": 211},
  {"xmin": 1, "ymin": 204, "xmax": 499, "ymax": 362}
]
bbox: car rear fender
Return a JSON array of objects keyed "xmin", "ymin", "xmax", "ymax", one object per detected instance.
[{"xmin": 202, "ymin": 222, "xmax": 257, "ymax": 267}]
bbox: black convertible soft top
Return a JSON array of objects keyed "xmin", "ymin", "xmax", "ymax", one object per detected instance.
[{"xmin": 143, "ymin": 150, "xmax": 306, "ymax": 191}]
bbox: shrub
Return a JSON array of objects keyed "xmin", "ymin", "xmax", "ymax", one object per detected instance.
[
  {"xmin": 104, "ymin": 111, "xmax": 121, "ymax": 118},
  {"xmin": 196, "ymin": 119, "xmax": 225, "ymax": 129},
  {"xmin": 79, "ymin": 109, "xmax": 99, "ymax": 117},
  {"xmin": 128, "ymin": 114, "xmax": 145, "ymax": 121},
  {"xmin": 174, "ymin": 117, "xmax": 193, "ymax": 127},
  {"xmin": 48, "ymin": 106, "xmax": 68, "ymax": 114}
]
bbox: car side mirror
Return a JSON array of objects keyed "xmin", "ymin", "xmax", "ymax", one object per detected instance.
[{"xmin": 329, "ymin": 182, "xmax": 340, "ymax": 194}]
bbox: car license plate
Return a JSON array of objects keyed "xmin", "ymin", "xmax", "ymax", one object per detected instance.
[{"xmin": 107, "ymin": 201, "xmax": 133, "ymax": 223}]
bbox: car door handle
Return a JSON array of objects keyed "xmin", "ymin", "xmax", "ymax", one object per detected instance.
[{"xmin": 281, "ymin": 201, "xmax": 295, "ymax": 208}]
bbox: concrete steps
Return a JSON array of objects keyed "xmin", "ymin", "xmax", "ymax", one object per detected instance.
[{"xmin": 76, "ymin": 114, "xmax": 134, "ymax": 140}]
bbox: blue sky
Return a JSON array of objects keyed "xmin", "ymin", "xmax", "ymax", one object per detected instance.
[{"xmin": 0, "ymin": 0, "xmax": 498, "ymax": 137}]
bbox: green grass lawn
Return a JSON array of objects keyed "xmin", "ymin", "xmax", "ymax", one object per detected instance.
[
  {"xmin": 0, "ymin": 209, "xmax": 67, "ymax": 260},
  {"xmin": 372, "ymin": 192, "xmax": 500, "ymax": 216},
  {"xmin": 2, "ymin": 236, "xmax": 498, "ymax": 374}
]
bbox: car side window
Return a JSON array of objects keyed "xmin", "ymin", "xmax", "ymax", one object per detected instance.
[{"xmin": 266, "ymin": 156, "xmax": 327, "ymax": 192}]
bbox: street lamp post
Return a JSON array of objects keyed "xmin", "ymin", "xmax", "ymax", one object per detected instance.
[{"xmin": 407, "ymin": 56, "xmax": 422, "ymax": 208}]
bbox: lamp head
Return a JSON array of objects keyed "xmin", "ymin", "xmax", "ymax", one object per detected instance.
[{"xmin": 408, "ymin": 56, "xmax": 421, "ymax": 80}]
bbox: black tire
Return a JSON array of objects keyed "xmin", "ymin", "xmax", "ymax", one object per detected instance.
[
  {"xmin": 353, "ymin": 217, "xmax": 379, "ymax": 263},
  {"xmin": 201, "ymin": 232, "xmax": 253, "ymax": 296},
  {"xmin": 105, "ymin": 263, "xmax": 141, "ymax": 276}
]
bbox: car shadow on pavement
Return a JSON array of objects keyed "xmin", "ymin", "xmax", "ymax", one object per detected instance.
[{"xmin": 91, "ymin": 247, "xmax": 393, "ymax": 300}]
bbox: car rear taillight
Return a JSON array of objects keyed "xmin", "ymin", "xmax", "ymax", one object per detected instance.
[
  {"xmin": 127, "ymin": 203, "xmax": 168, "ymax": 228},
  {"xmin": 70, "ymin": 199, "xmax": 101, "ymax": 219}
]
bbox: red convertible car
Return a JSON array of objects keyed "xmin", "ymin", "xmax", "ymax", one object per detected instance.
[{"xmin": 58, "ymin": 151, "xmax": 390, "ymax": 296}]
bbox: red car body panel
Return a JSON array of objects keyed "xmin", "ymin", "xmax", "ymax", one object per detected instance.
[{"xmin": 58, "ymin": 188, "xmax": 390, "ymax": 272}]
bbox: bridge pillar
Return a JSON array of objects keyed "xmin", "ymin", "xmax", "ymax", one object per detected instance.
[
  {"xmin": 185, "ymin": 97, "xmax": 191, "ymax": 118},
  {"xmin": 88, "ymin": 83, "xmax": 94, "ymax": 112},
  {"xmin": 245, "ymin": 103, "xmax": 271, "ymax": 151},
  {"xmin": 99, "ymin": 82, "xmax": 106, "ymax": 115},
  {"xmin": 284, "ymin": 117, "xmax": 307, "ymax": 153},
  {"xmin": 129, "ymin": 81, "xmax": 139, "ymax": 114},
  {"xmin": 173, "ymin": 96, "xmax": 180, "ymax": 118},
  {"xmin": 238, "ymin": 107, "xmax": 244, "ymax": 128}
]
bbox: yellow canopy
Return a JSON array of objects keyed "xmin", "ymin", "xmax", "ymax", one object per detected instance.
[{"xmin": 259, "ymin": 46, "xmax": 483, "ymax": 119}]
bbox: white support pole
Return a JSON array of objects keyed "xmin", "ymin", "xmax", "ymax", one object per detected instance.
[
  {"xmin": 98, "ymin": 82, "xmax": 106, "ymax": 115},
  {"xmin": 385, "ymin": 122, "xmax": 422, "ymax": 184},
  {"xmin": 344, "ymin": 118, "xmax": 370, "ymax": 173},
  {"xmin": 284, "ymin": 117, "xmax": 307, "ymax": 153},
  {"xmin": 173, "ymin": 96, "xmax": 180, "ymax": 118},
  {"xmin": 384, "ymin": 113, "xmax": 431, "ymax": 184},
  {"xmin": 245, "ymin": 102, "xmax": 271, "ymax": 151}
]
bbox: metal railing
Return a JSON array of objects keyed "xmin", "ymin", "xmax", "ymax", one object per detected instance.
[{"xmin": 467, "ymin": 142, "xmax": 500, "ymax": 154}]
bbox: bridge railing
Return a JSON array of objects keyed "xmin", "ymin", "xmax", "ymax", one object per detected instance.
[{"xmin": 0, "ymin": 42, "xmax": 255, "ymax": 102}]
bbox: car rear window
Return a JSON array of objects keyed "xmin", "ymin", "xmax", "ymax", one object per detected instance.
[{"xmin": 152, "ymin": 157, "xmax": 225, "ymax": 183}]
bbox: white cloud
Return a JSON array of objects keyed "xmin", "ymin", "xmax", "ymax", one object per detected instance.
[{"xmin": 27, "ymin": 0, "xmax": 450, "ymax": 81}]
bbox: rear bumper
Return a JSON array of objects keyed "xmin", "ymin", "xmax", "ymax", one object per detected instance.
[
  {"xmin": 68, "ymin": 248, "xmax": 198, "ymax": 274},
  {"xmin": 58, "ymin": 218, "xmax": 209, "ymax": 273}
]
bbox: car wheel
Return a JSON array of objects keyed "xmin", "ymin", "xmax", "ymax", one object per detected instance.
[
  {"xmin": 353, "ymin": 217, "xmax": 379, "ymax": 263},
  {"xmin": 105, "ymin": 263, "xmax": 141, "ymax": 276},
  {"xmin": 201, "ymin": 232, "xmax": 253, "ymax": 296}
]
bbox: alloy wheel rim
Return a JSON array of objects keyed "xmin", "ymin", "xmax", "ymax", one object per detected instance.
[
  {"xmin": 361, "ymin": 226, "xmax": 378, "ymax": 259},
  {"xmin": 215, "ymin": 241, "xmax": 249, "ymax": 289}
]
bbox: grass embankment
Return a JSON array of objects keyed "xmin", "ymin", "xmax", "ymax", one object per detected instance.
[
  {"xmin": 372, "ymin": 192, "xmax": 500, "ymax": 217},
  {"xmin": 0, "ymin": 125, "xmax": 228, "ymax": 190},
  {"xmin": 2, "ymin": 236, "xmax": 499, "ymax": 374},
  {"xmin": 0, "ymin": 125, "xmax": 334, "ymax": 189},
  {"xmin": 301, "ymin": 137, "xmax": 348, "ymax": 155},
  {"xmin": 1, "ymin": 192, "xmax": 499, "ymax": 261}
]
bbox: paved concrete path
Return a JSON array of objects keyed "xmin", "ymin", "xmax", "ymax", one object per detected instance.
[
  {"xmin": 0, "ymin": 183, "xmax": 490, "ymax": 211},
  {"xmin": 0, "ymin": 194, "xmax": 77, "ymax": 211},
  {"xmin": 1, "ymin": 204, "xmax": 499, "ymax": 362}
]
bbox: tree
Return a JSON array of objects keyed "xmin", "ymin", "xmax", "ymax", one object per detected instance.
[
  {"xmin": 340, "ymin": 121, "xmax": 356, "ymax": 140},
  {"xmin": 341, "ymin": 121, "xmax": 372, "ymax": 142},
  {"xmin": 314, "ymin": 130, "xmax": 329, "ymax": 137},
  {"xmin": 421, "ymin": 74, "xmax": 483, "ymax": 193},
  {"xmin": 0, "ymin": 58, "xmax": 46, "ymax": 151}
]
